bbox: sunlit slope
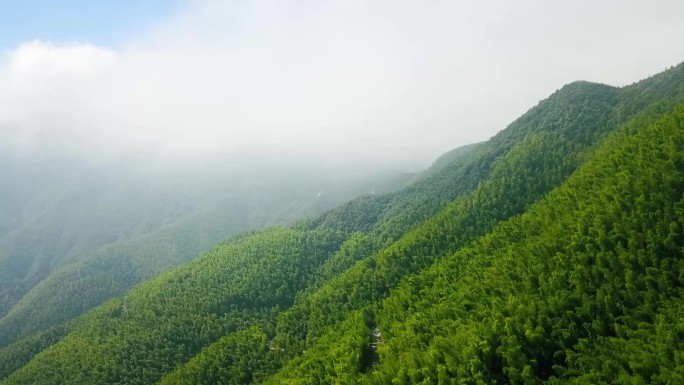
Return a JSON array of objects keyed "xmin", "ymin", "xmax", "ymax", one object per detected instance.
[
  {"xmin": 264, "ymin": 104, "xmax": 684, "ymax": 385},
  {"xmin": 5, "ymin": 81, "xmax": 621, "ymax": 384},
  {"xmin": 156, "ymin": 82, "xmax": 633, "ymax": 385},
  {"xmin": 2, "ymin": 62, "xmax": 683, "ymax": 384},
  {"xmin": 160, "ymin": 63, "xmax": 684, "ymax": 385}
]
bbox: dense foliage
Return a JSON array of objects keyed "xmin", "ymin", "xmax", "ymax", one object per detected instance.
[
  {"xmin": 266, "ymin": 104, "xmax": 684, "ymax": 385},
  {"xmin": 1, "ymin": 62, "xmax": 683, "ymax": 384},
  {"xmin": 0, "ymin": 162, "xmax": 397, "ymax": 348}
]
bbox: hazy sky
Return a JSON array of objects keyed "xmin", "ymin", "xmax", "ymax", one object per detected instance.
[{"xmin": 1, "ymin": 0, "xmax": 683, "ymax": 170}]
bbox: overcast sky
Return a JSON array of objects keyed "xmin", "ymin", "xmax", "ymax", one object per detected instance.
[{"xmin": 1, "ymin": 0, "xmax": 683, "ymax": 170}]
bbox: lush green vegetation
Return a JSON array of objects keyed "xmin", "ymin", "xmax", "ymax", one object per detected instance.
[
  {"xmin": 266, "ymin": 103, "xmax": 684, "ymax": 385},
  {"xmin": 1, "ymin": 62, "xmax": 683, "ymax": 384},
  {"xmin": 0, "ymin": 162, "xmax": 398, "ymax": 349}
]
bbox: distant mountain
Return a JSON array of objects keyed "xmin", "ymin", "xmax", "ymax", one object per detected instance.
[
  {"xmin": 2, "ymin": 61, "xmax": 683, "ymax": 384},
  {"xmin": 0, "ymin": 158, "xmax": 406, "ymax": 350}
]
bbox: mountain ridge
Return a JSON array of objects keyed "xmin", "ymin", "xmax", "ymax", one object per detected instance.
[{"xmin": 1, "ymin": 61, "xmax": 683, "ymax": 384}]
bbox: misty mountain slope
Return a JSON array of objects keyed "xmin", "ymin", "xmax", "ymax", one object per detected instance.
[
  {"xmin": 302, "ymin": 80, "xmax": 622, "ymax": 246},
  {"xmin": 157, "ymin": 125, "xmax": 612, "ymax": 384},
  {"xmin": 2, "ymin": 63, "xmax": 683, "ymax": 385},
  {"xmin": 155, "ymin": 69, "xmax": 684, "ymax": 384},
  {"xmin": 219, "ymin": 81, "xmax": 622, "ymax": 358},
  {"xmin": 0, "ymin": 79, "xmax": 612, "ymax": 382},
  {"xmin": 2, "ymin": 226, "xmax": 350, "ymax": 385},
  {"xmin": 155, "ymin": 63, "xmax": 684, "ymax": 385},
  {"xmin": 0, "ymin": 140, "xmax": 486, "ymax": 381},
  {"xmin": 270, "ymin": 70, "xmax": 684, "ymax": 349},
  {"xmin": 2, "ymin": 136, "xmax": 502, "ymax": 382},
  {"xmin": 263, "ymin": 104, "xmax": 684, "ymax": 385},
  {"xmin": 0, "ymin": 101, "xmax": 560, "ymax": 380},
  {"xmin": 0, "ymin": 162, "xmax": 399, "ymax": 348}
]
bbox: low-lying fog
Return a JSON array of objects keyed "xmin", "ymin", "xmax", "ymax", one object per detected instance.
[{"xmin": 2, "ymin": 0, "xmax": 683, "ymax": 174}]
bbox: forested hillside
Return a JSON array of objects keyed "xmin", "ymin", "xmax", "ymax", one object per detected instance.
[
  {"xmin": 0, "ymin": 161, "xmax": 404, "ymax": 350},
  {"xmin": 1, "ymin": 62, "xmax": 683, "ymax": 384},
  {"xmin": 264, "ymin": 95, "xmax": 684, "ymax": 385}
]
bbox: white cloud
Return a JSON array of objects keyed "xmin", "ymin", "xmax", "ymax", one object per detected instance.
[
  {"xmin": 1, "ymin": 0, "xmax": 684, "ymax": 169},
  {"xmin": 0, "ymin": 41, "xmax": 117, "ymax": 154},
  {"xmin": 6, "ymin": 40, "xmax": 116, "ymax": 78}
]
